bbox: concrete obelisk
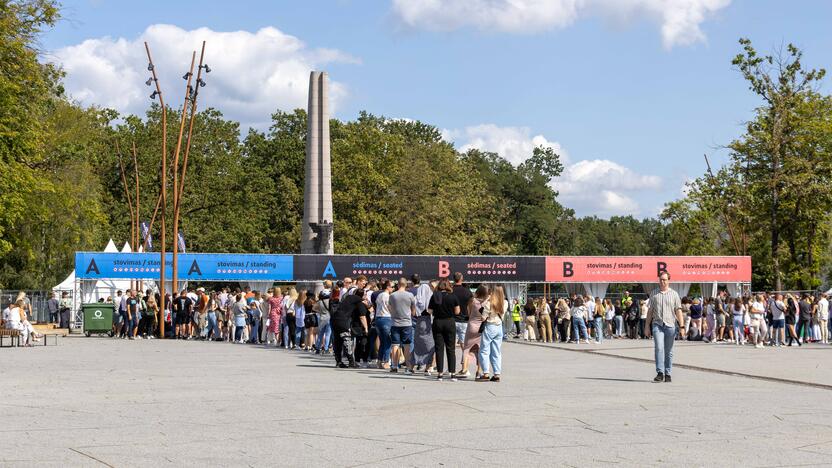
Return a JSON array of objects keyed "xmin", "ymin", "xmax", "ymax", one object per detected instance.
[{"xmin": 302, "ymin": 71, "xmax": 333, "ymax": 256}]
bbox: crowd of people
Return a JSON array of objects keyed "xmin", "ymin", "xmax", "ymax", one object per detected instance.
[
  {"xmin": 97, "ymin": 273, "xmax": 508, "ymax": 381},
  {"xmin": 508, "ymin": 288, "xmax": 830, "ymax": 348},
  {"xmin": 7, "ymin": 276, "xmax": 829, "ymax": 359}
]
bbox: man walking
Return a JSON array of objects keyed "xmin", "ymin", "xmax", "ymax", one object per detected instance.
[{"xmin": 644, "ymin": 272, "xmax": 683, "ymax": 383}]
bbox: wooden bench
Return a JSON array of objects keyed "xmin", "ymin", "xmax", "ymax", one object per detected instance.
[{"xmin": 0, "ymin": 329, "xmax": 21, "ymax": 347}]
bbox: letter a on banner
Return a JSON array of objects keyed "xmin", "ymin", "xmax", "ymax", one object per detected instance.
[
  {"xmin": 322, "ymin": 260, "xmax": 337, "ymax": 278},
  {"xmin": 188, "ymin": 260, "xmax": 202, "ymax": 276},
  {"xmin": 86, "ymin": 259, "xmax": 100, "ymax": 275}
]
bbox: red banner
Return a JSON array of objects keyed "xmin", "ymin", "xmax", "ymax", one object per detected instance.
[{"xmin": 544, "ymin": 256, "xmax": 751, "ymax": 283}]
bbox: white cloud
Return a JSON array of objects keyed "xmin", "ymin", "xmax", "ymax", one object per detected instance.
[
  {"xmin": 554, "ymin": 159, "xmax": 663, "ymax": 217},
  {"xmin": 447, "ymin": 124, "xmax": 567, "ymax": 166},
  {"xmin": 445, "ymin": 125, "xmax": 663, "ymax": 217},
  {"xmin": 391, "ymin": 0, "xmax": 730, "ymax": 49},
  {"xmin": 52, "ymin": 24, "xmax": 358, "ymax": 129}
]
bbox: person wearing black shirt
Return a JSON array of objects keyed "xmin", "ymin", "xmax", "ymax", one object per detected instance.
[
  {"xmin": 125, "ymin": 291, "xmax": 139, "ymax": 340},
  {"xmin": 796, "ymin": 294, "xmax": 813, "ymax": 345},
  {"xmin": 332, "ymin": 290, "xmax": 358, "ymax": 368},
  {"xmin": 350, "ymin": 289, "xmax": 372, "ymax": 367},
  {"xmin": 428, "ymin": 279, "xmax": 461, "ymax": 381},
  {"xmin": 172, "ymin": 290, "xmax": 193, "ymax": 339},
  {"xmin": 451, "ymin": 272, "xmax": 473, "ymax": 376}
]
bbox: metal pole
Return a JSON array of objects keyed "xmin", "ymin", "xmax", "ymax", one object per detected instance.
[
  {"xmin": 132, "ymin": 141, "xmax": 142, "ymax": 292},
  {"xmin": 176, "ymin": 42, "xmax": 206, "ymax": 207},
  {"xmin": 170, "ymin": 52, "xmax": 196, "ymax": 298},
  {"xmin": 145, "ymin": 42, "xmax": 166, "ymax": 339}
]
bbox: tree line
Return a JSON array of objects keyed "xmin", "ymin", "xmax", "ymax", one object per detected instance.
[{"xmin": 1, "ymin": 1, "xmax": 830, "ymax": 291}]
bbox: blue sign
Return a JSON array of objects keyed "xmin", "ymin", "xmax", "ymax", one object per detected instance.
[{"xmin": 75, "ymin": 252, "xmax": 294, "ymax": 281}]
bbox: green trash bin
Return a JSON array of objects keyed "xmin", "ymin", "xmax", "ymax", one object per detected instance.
[{"xmin": 82, "ymin": 303, "xmax": 113, "ymax": 337}]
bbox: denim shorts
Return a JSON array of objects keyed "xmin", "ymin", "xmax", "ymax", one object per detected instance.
[
  {"xmin": 771, "ymin": 319, "xmax": 785, "ymax": 329},
  {"xmin": 391, "ymin": 325, "xmax": 413, "ymax": 345}
]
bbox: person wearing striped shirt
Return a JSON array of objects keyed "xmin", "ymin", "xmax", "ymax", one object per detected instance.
[{"xmin": 645, "ymin": 271, "xmax": 684, "ymax": 383}]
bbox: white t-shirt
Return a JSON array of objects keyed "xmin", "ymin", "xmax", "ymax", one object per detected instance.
[
  {"xmin": 3, "ymin": 306, "xmax": 22, "ymax": 329},
  {"xmin": 375, "ymin": 291, "xmax": 391, "ymax": 318},
  {"xmin": 750, "ymin": 301, "xmax": 765, "ymax": 317},
  {"xmin": 772, "ymin": 301, "xmax": 786, "ymax": 321},
  {"xmin": 605, "ymin": 305, "xmax": 615, "ymax": 320},
  {"xmin": 819, "ymin": 298, "xmax": 829, "ymax": 321}
]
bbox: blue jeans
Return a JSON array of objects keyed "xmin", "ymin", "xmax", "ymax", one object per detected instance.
[
  {"xmin": 652, "ymin": 323, "xmax": 676, "ymax": 376},
  {"xmin": 572, "ymin": 316, "xmax": 588, "ymax": 341},
  {"xmin": 479, "ymin": 322, "xmax": 503, "ymax": 375},
  {"xmin": 249, "ymin": 319, "xmax": 260, "ymax": 343},
  {"xmin": 375, "ymin": 317, "xmax": 392, "ymax": 362},
  {"xmin": 732, "ymin": 315, "xmax": 744, "ymax": 341},
  {"xmin": 295, "ymin": 324, "xmax": 304, "ymax": 345},
  {"xmin": 594, "ymin": 317, "xmax": 604, "ymax": 343},
  {"xmin": 614, "ymin": 316, "xmax": 624, "ymax": 336},
  {"xmin": 206, "ymin": 312, "xmax": 219, "ymax": 339},
  {"xmin": 316, "ymin": 320, "xmax": 332, "ymax": 351}
]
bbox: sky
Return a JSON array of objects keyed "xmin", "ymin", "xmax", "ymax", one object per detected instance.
[{"xmin": 41, "ymin": 0, "xmax": 832, "ymax": 219}]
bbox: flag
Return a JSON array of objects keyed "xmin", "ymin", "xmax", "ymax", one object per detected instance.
[
  {"xmin": 140, "ymin": 221, "xmax": 152, "ymax": 249},
  {"xmin": 177, "ymin": 231, "xmax": 186, "ymax": 253}
]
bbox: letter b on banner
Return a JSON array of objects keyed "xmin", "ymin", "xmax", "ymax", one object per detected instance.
[
  {"xmin": 563, "ymin": 262, "xmax": 574, "ymax": 278},
  {"xmin": 656, "ymin": 262, "xmax": 668, "ymax": 278},
  {"xmin": 438, "ymin": 261, "xmax": 450, "ymax": 278}
]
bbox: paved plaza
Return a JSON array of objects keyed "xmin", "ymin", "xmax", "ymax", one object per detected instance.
[{"xmin": 3, "ymin": 336, "xmax": 831, "ymax": 467}]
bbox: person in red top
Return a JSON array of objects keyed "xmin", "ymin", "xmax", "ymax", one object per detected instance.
[{"xmin": 267, "ymin": 287, "xmax": 283, "ymax": 346}]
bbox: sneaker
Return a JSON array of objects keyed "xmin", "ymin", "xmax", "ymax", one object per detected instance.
[
  {"xmin": 653, "ymin": 372, "xmax": 665, "ymax": 383},
  {"xmin": 404, "ymin": 368, "xmax": 414, "ymax": 375},
  {"xmin": 490, "ymin": 375, "xmax": 501, "ymax": 382},
  {"xmin": 664, "ymin": 375, "xmax": 672, "ymax": 383},
  {"xmin": 476, "ymin": 375, "xmax": 491, "ymax": 382},
  {"xmin": 337, "ymin": 363, "xmax": 348, "ymax": 369},
  {"xmin": 390, "ymin": 368, "xmax": 399, "ymax": 373},
  {"xmin": 436, "ymin": 375, "xmax": 443, "ymax": 381},
  {"xmin": 450, "ymin": 377, "xmax": 458, "ymax": 382},
  {"xmin": 128, "ymin": 336, "xmax": 135, "ymax": 340},
  {"xmin": 455, "ymin": 370, "xmax": 470, "ymax": 379}
]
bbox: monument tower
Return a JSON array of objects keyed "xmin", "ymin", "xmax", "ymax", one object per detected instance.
[{"xmin": 302, "ymin": 71, "xmax": 334, "ymax": 255}]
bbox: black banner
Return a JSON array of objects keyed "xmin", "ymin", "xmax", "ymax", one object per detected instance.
[{"xmin": 292, "ymin": 255, "xmax": 546, "ymax": 283}]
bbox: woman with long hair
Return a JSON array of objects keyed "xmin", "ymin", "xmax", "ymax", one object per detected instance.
[
  {"xmin": 570, "ymin": 297, "xmax": 590, "ymax": 344},
  {"xmin": 294, "ymin": 290, "xmax": 307, "ymax": 350},
  {"xmin": 304, "ymin": 290, "xmax": 318, "ymax": 351},
  {"xmin": 537, "ymin": 297, "xmax": 553, "ymax": 343},
  {"xmin": 428, "ymin": 278, "xmax": 461, "ymax": 381},
  {"xmin": 478, "ymin": 285, "xmax": 505, "ymax": 382},
  {"xmin": 556, "ymin": 298, "xmax": 570, "ymax": 342},
  {"xmin": 749, "ymin": 294, "xmax": 766, "ymax": 348},
  {"xmin": 461, "ymin": 285, "xmax": 488, "ymax": 379},
  {"xmin": 785, "ymin": 293, "xmax": 800, "ymax": 346},
  {"xmin": 284, "ymin": 288, "xmax": 299, "ymax": 349},
  {"xmin": 523, "ymin": 298, "xmax": 537, "ymax": 341},
  {"xmin": 266, "ymin": 287, "xmax": 283, "ymax": 346},
  {"xmin": 731, "ymin": 297, "xmax": 745, "ymax": 345},
  {"xmin": 604, "ymin": 298, "xmax": 614, "ymax": 339},
  {"xmin": 593, "ymin": 297, "xmax": 605, "ymax": 344}
]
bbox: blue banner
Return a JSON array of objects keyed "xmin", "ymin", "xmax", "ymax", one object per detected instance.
[{"xmin": 75, "ymin": 252, "xmax": 293, "ymax": 281}]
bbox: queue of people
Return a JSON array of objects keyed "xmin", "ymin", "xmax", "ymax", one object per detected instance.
[{"xmin": 96, "ymin": 273, "xmax": 507, "ymax": 382}]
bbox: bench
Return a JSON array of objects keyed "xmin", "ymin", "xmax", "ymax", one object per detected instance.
[
  {"xmin": 39, "ymin": 333, "xmax": 60, "ymax": 346},
  {"xmin": 0, "ymin": 329, "xmax": 21, "ymax": 347}
]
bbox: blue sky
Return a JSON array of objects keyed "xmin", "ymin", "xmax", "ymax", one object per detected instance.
[{"xmin": 42, "ymin": 0, "xmax": 832, "ymax": 218}]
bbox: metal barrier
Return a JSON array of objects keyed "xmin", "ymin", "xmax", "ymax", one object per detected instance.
[{"xmin": 0, "ymin": 290, "xmax": 53, "ymax": 323}]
